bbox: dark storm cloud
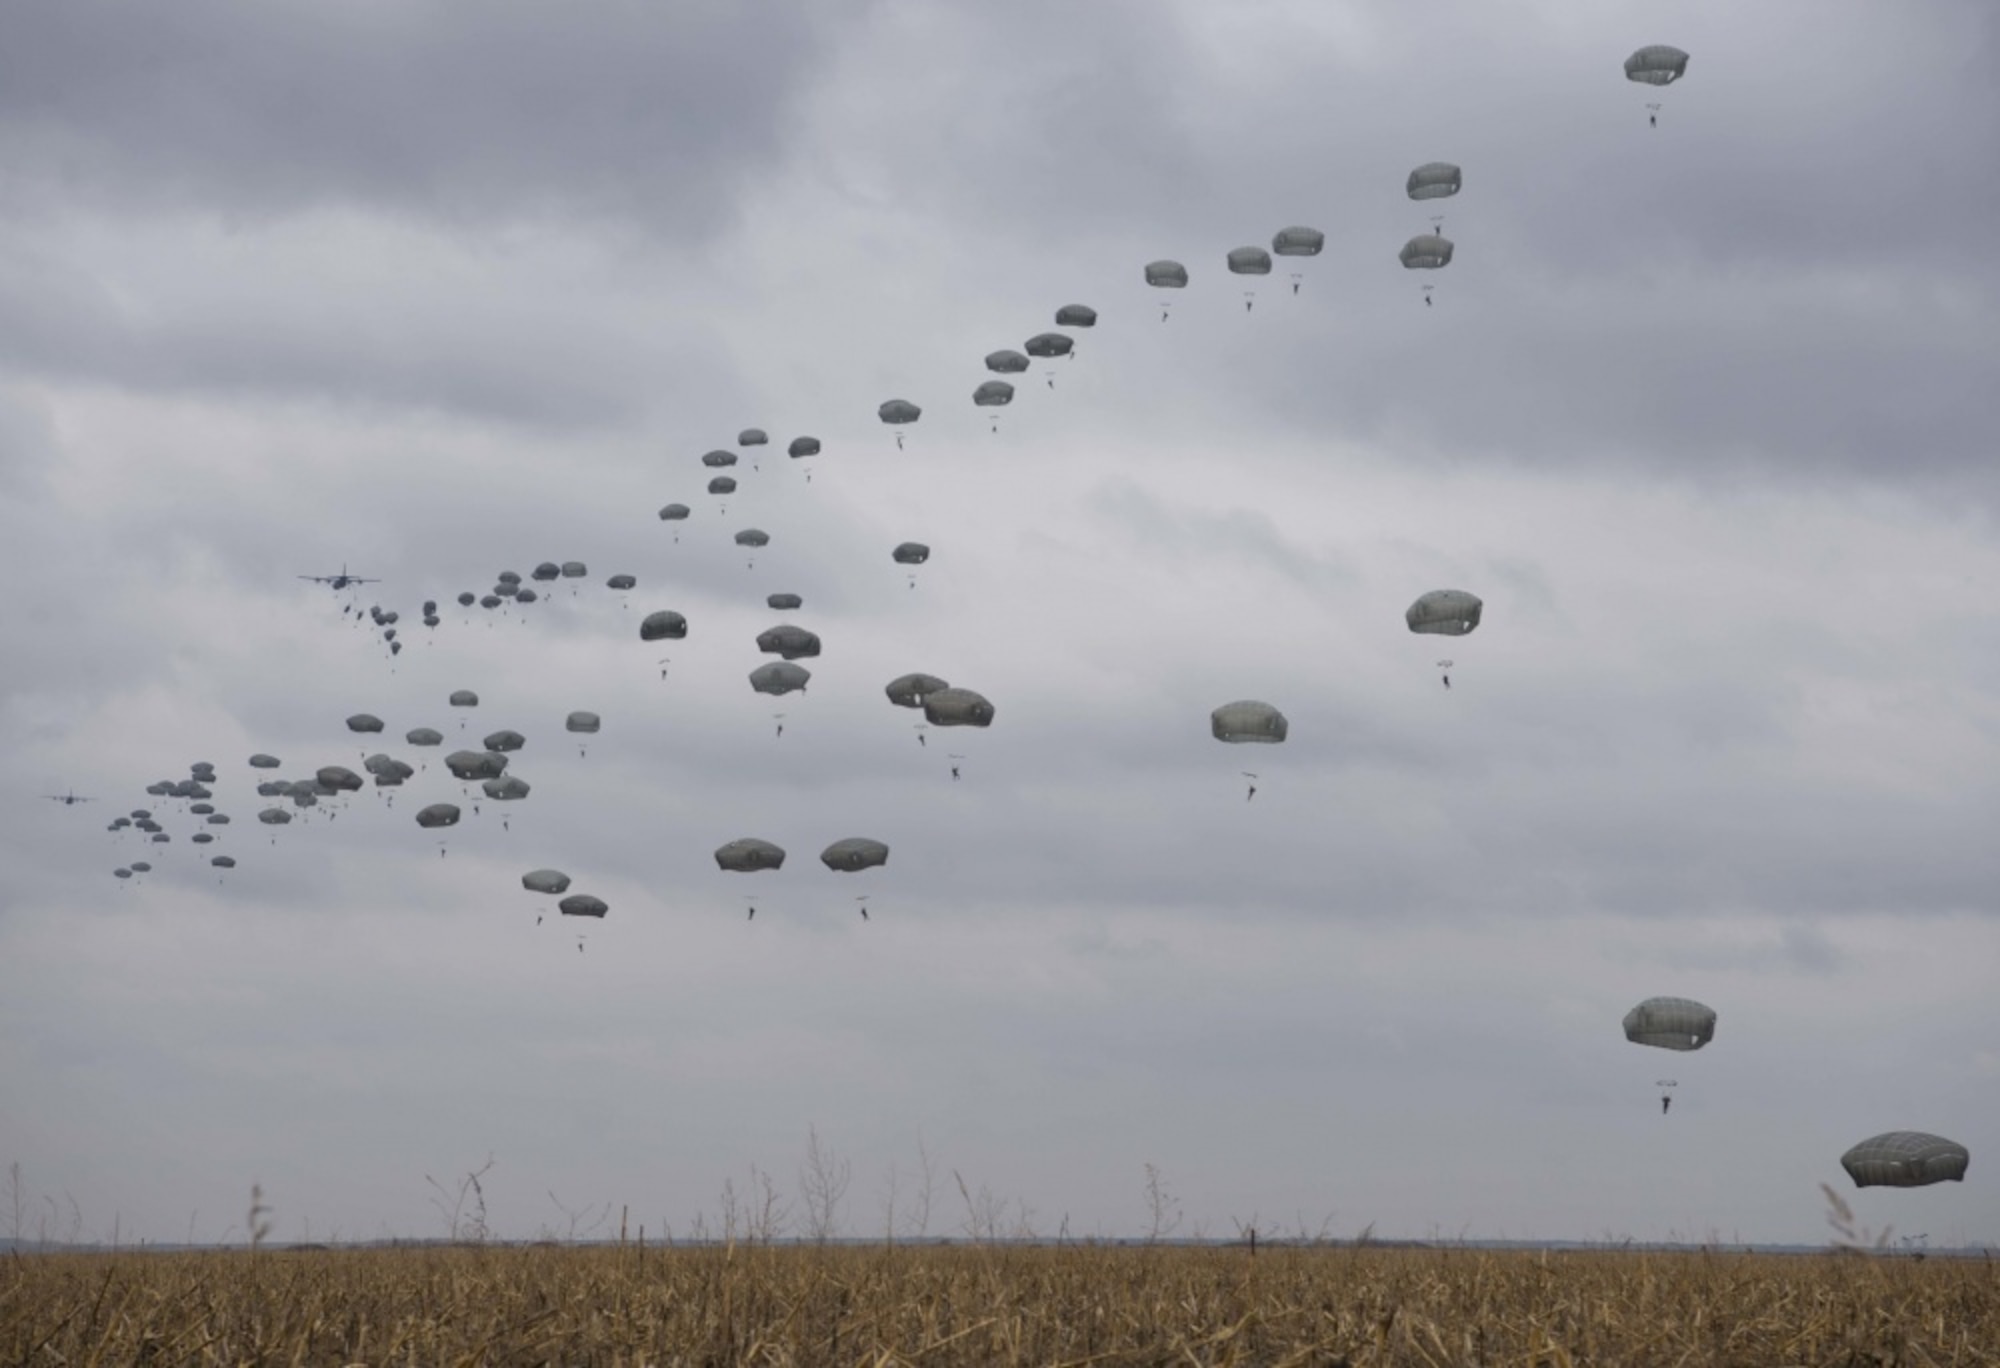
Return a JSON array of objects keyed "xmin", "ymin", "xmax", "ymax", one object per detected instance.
[{"xmin": 0, "ymin": 0, "xmax": 862, "ymax": 233}]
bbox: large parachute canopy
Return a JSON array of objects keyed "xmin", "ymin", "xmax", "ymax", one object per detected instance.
[
  {"xmin": 565, "ymin": 711, "xmax": 600, "ymax": 735},
  {"xmin": 1271, "ymin": 226, "xmax": 1324, "ymax": 256},
  {"xmin": 316, "ymin": 765, "xmax": 364, "ymax": 792},
  {"xmin": 1227, "ymin": 246, "xmax": 1273, "ymax": 275},
  {"xmin": 1406, "ymin": 162, "xmax": 1463, "ymax": 200},
  {"xmin": 1144, "ymin": 260, "xmax": 1189, "ymax": 288},
  {"xmin": 1625, "ymin": 44, "xmax": 1690, "ymax": 85},
  {"xmin": 560, "ymin": 894, "xmax": 609, "ymax": 919},
  {"xmin": 715, "ymin": 838, "xmax": 786, "ymax": 872},
  {"xmin": 738, "ymin": 428, "xmax": 768, "ymax": 447},
  {"xmin": 821, "ymin": 837, "xmax": 890, "ymax": 872},
  {"xmin": 787, "ymin": 436, "xmax": 821, "ymax": 459},
  {"xmin": 924, "ymin": 687, "xmax": 994, "ymax": 727},
  {"xmin": 757, "ymin": 625, "xmax": 822, "ymax": 660},
  {"xmin": 210, "ymin": 855, "xmax": 236, "ymax": 869},
  {"xmin": 1406, "ymin": 590, "xmax": 1483, "ymax": 635},
  {"xmin": 248, "ymin": 753, "xmax": 281, "ymax": 769},
  {"xmin": 985, "ymin": 350, "xmax": 1030, "ymax": 374},
  {"xmin": 1024, "ymin": 332, "xmax": 1073, "ymax": 359},
  {"xmin": 532, "ymin": 563, "xmax": 560, "ymax": 582},
  {"xmin": 886, "ymin": 673, "xmax": 950, "ymax": 708},
  {"xmin": 522, "ymin": 868, "xmax": 571, "ymax": 894},
  {"xmin": 1400, "ymin": 235, "xmax": 1455, "ymax": 269},
  {"xmin": 974, "ymin": 380, "xmax": 1015, "ymax": 407},
  {"xmin": 708, "ymin": 476, "xmax": 738, "ymax": 496},
  {"xmin": 1054, "ymin": 304, "xmax": 1098, "ymax": 327},
  {"xmin": 560, "ymin": 561, "xmax": 586, "ymax": 579},
  {"xmin": 750, "ymin": 662, "xmax": 811, "ymax": 696},
  {"xmin": 767, "ymin": 593, "xmax": 803, "ymax": 611},
  {"xmin": 416, "ymin": 803, "xmax": 461, "ymax": 829},
  {"xmin": 1840, "ymin": 1133, "xmax": 1969, "ymax": 1189},
  {"xmin": 483, "ymin": 775, "xmax": 531, "ymax": 801},
  {"xmin": 482, "ymin": 730, "xmax": 526, "ymax": 753},
  {"xmin": 405, "ymin": 727, "xmax": 443, "ymax": 747},
  {"xmin": 1211, "ymin": 701, "xmax": 1289, "ymax": 743},
  {"xmin": 878, "ymin": 399, "xmax": 922, "ymax": 425},
  {"xmin": 892, "ymin": 542, "xmax": 931, "ymax": 566},
  {"xmin": 735, "ymin": 529, "xmax": 771, "ymax": 548},
  {"xmin": 449, "ymin": 690, "xmax": 479, "ymax": 708},
  {"xmin": 659, "ymin": 504, "xmax": 691, "ymax": 521},
  {"xmin": 702, "ymin": 450, "xmax": 738, "ymax": 468},
  {"xmin": 445, "ymin": 750, "xmax": 508, "ymax": 781},
  {"xmin": 640, "ymin": 610, "xmax": 688, "ymax": 641},
  {"xmin": 1622, "ymin": 997, "xmax": 1717, "ymax": 1051},
  {"xmin": 606, "ymin": 574, "xmax": 636, "ymax": 590},
  {"xmin": 346, "ymin": 714, "xmax": 384, "ymax": 734}
]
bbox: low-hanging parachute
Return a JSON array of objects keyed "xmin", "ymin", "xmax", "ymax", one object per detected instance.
[
  {"xmin": 879, "ymin": 400, "xmax": 921, "ymax": 448},
  {"xmin": 886, "ymin": 672, "xmax": 950, "ymax": 708},
  {"xmin": 640, "ymin": 610, "xmax": 688, "ymax": 642},
  {"xmin": 923, "ymin": 687, "xmax": 994, "ymax": 728},
  {"xmin": 559, "ymin": 894, "xmax": 609, "ymax": 919},
  {"xmin": 1144, "ymin": 259, "xmax": 1188, "ymax": 320},
  {"xmin": 1840, "ymin": 1133, "xmax": 1970, "ymax": 1189},
  {"xmin": 1226, "ymin": 246, "xmax": 1273, "ymax": 311}
]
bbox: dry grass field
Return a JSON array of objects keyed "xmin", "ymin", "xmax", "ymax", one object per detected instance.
[{"xmin": 4, "ymin": 1241, "xmax": 1996, "ymax": 1366}]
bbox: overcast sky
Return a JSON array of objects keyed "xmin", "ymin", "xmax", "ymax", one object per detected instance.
[{"xmin": 3, "ymin": 0, "xmax": 1996, "ymax": 1249}]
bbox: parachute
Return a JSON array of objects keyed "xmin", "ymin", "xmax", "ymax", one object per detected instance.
[
  {"xmin": 559, "ymin": 894, "xmax": 609, "ymax": 918},
  {"xmin": 715, "ymin": 838, "xmax": 786, "ymax": 872},
  {"xmin": 210, "ymin": 855, "xmax": 236, "ymax": 869},
  {"xmin": 565, "ymin": 711, "xmax": 600, "ymax": 735},
  {"xmin": 522, "ymin": 869, "xmax": 571, "ymax": 894},
  {"xmin": 415, "ymin": 803, "xmax": 460, "ymax": 829},
  {"xmin": 559, "ymin": 562, "xmax": 586, "ymax": 580},
  {"xmin": 449, "ymin": 690, "xmax": 480, "ymax": 708},
  {"xmin": 1406, "ymin": 591, "xmax": 1483, "ymax": 635},
  {"xmin": 1622, "ymin": 997, "xmax": 1716, "ymax": 1050},
  {"xmin": 985, "ymin": 350, "xmax": 1030, "ymax": 374},
  {"xmin": 405, "ymin": 727, "xmax": 443, "ymax": 747},
  {"xmin": 1226, "ymin": 246, "xmax": 1273, "ymax": 311},
  {"xmin": 444, "ymin": 750, "xmax": 508, "ymax": 781},
  {"xmin": 606, "ymin": 574, "xmax": 636, "ymax": 590},
  {"xmin": 767, "ymin": 593, "xmax": 803, "ymax": 611},
  {"xmin": 886, "ymin": 673, "xmax": 950, "ymax": 708},
  {"xmin": 316, "ymin": 765, "xmax": 363, "ymax": 792},
  {"xmin": 708, "ymin": 476, "xmax": 738, "ymax": 496},
  {"xmin": 923, "ymin": 687, "xmax": 994, "ymax": 727},
  {"xmin": 1271, "ymin": 226, "xmax": 1324, "ymax": 256},
  {"xmin": 640, "ymin": 610, "xmax": 689, "ymax": 642},
  {"xmin": 974, "ymin": 380, "xmax": 1015, "ymax": 406},
  {"xmin": 1624, "ymin": 44, "xmax": 1689, "ymax": 85},
  {"xmin": 659, "ymin": 504, "xmax": 691, "ymax": 521},
  {"xmin": 735, "ymin": 528, "xmax": 770, "ymax": 548},
  {"xmin": 702, "ymin": 449, "xmax": 738, "ymax": 468},
  {"xmin": 482, "ymin": 730, "xmax": 526, "ymax": 753},
  {"xmin": 879, "ymin": 399, "xmax": 921, "ymax": 424},
  {"xmin": 821, "ymin": 837, "xmax": 890, "ymax": 872},
  {"xmin": 1211, "ymin": 701, "xmax": 1289, "ymax": 744},
  {"xmin": 750, "ymin": 662, "xmax": 811, "ymax": 696},
  {"xmin": 346, "ymin": 714, "xmax": 384, "ymax": 734},
  {"xmin": 787, "ymin": 436, "xmax": 821, "ymax": 458},
  {"xmin": 1054, "ymin": 304, "xmax": 1097, "ymax": 328},
  {"xmin": 248, "ymin": 753, "xmax": 281, "ymax": 769},
  {"xmin": 1024, "ymin": 332, "xmax": 1073, "ymax": 359},
  {"xmin": 532, "ymin": 563, "xmax": 559, "ymax": 582},
  {"xmin": 738, "ymin": 428, "xmax": 768, "ymax": 447},
  {"xmin": 1406, "ymin": 162, "xmax": 1462, "ymax": 200},
  {"xmin": 1399, "ymin": 235, "xmax": 1454, "ymax": 269},
  {"xmin": 482, "ymin": 775, "xmax": 530, "ymax": 801},
  {"xmin": 1841, "ymin": 1133, "xmax": 1970, "ymax": 1189},
  {"xmin": 1145, "ymin": 259, "xmax": 1188, "ymax": 320},
  {"xmin": 892, "ymin": 542, "xmax": 931, "ymax": 566},
  {"xmin": 757, "ymin": 625, "xmax": 822, "ymax": 661}
]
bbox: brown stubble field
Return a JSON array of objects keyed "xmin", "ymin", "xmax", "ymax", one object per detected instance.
[{"xmin": 4, "ymin": 1242, "xmax": 1995, "ymax": 1365}]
